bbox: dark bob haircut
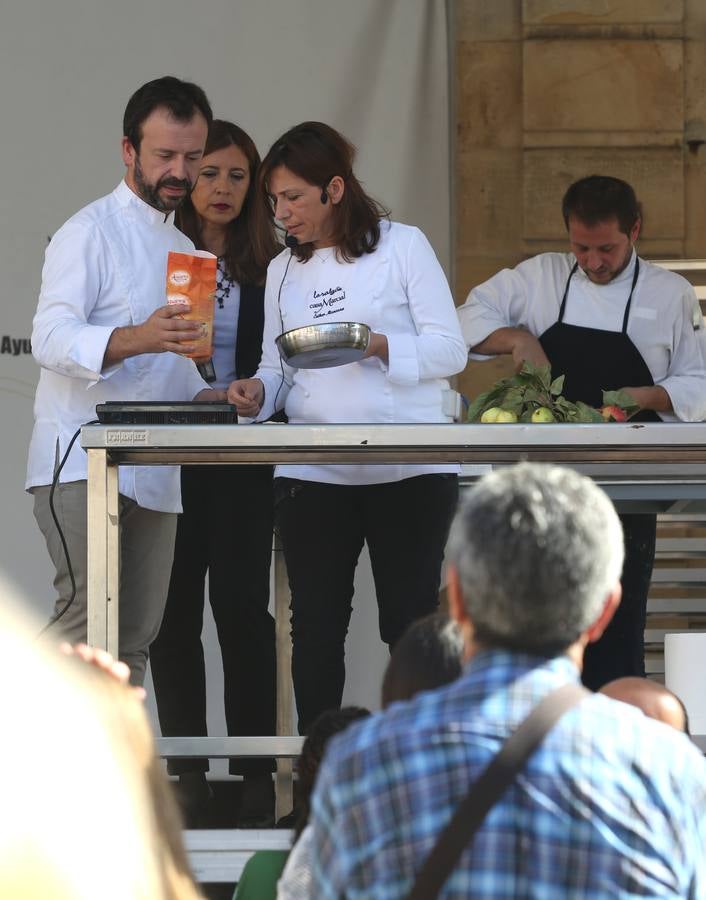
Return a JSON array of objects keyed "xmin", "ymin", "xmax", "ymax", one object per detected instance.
[
  {"xmin": 257, "ymin": 121, "xmax": 389, "ymax": 263},
  {"xmin": 293, "ymin": 706, "xmax": 370, "ymax": 841},
  {"xmin": 382, "ymin": 613, "xmax": 464, "ymax": 708},
  {"xmin": 561, "ymin": 175, "xmax": 642, "ymax": 236},
  {"xmin": 123, "ymin": 75, "xmax": 212, "ymax": 153}
]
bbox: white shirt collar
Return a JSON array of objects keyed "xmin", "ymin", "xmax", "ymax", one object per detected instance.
[
  {"xmin": 573, "ymin": 247, "xmax": 637, "ymax": 287},
  {"xmin": 114, "ymin": 179, "xmax": 176, "ymax": 226}
]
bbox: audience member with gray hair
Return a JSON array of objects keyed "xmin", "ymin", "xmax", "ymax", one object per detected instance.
[
  {"xmin": 287, "ymin": 463, "xmax": 706, "ymax": 898},
  {"xmin": 449, "ymin": 462, "xmax": 624, "ymax": 655}
]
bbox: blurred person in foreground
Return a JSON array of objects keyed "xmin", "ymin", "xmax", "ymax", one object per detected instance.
[
  {"xmin": 292, "ymin": 463, "xmax": 706, "ymax": 898},
  {"xmin": 601, "ymin": 675, "xmax": 689, "ymax": 733},
  {"xmin": 0, "ymin": 580, "xmax": 201, "ymax": 900}
]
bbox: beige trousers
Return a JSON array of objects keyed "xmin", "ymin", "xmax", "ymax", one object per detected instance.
[{"xmin": 32, "ymin": 480, "xmax": 178, "ymax": 685}]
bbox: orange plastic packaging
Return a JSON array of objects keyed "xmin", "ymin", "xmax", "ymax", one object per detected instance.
[{"xmin": 166, "ymin": 250, "xmax": 217, "ymax": 360}]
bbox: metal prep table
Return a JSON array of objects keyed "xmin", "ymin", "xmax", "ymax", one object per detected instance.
[
  {"xmin": 81, "ymin": 425, "xmax": 706, "ymax": 604},
  {"xmin": 81, "ymin": 421, "xmax": 706, "ymax": 808}
]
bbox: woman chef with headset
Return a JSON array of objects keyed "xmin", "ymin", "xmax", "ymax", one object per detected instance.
[{"xmin": 228, "ymin": 122, "xmax": 467, "ymax": 733}]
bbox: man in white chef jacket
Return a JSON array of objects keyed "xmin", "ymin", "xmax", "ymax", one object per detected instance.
[
  {"xmin": 457, "ymin": 174, "xmax": 706, "ymax": 689},
  {"xmin": 26, "ymin": 77, "xmax": 223, "ymax": 685}
]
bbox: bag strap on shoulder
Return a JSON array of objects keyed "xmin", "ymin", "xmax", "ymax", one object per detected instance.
[{"xmin": 408, "ymin": 682, "xmax": 589, "ymax": 900}]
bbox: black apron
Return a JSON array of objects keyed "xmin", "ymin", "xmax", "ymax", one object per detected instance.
[
  {"xmin": 539, "ymin": 258, "xmax": 657, "ymax": 688},
  {"xmin": 539, "ymin": 259, "xmax": 659, "ymax": 422}
]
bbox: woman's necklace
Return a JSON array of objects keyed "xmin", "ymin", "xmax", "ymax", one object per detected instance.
[
  {"xmin": 313, "ymin": 247, "xmax": 335, "ymax": 263},
  {"xmin": 215, "ymin": 257, "xmax": 232, "ymax": 309}
]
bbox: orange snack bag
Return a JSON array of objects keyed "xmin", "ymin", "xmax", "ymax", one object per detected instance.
[{"xmin": 166, "ymin": 250, "xmax": 217, "ymax": 360}]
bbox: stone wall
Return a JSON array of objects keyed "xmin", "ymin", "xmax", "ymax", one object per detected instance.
[{"xmin": 455, "ymin": 0, "xmax": 706, "ymax": 401}]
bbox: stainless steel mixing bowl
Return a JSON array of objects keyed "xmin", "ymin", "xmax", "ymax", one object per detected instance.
[{"xmin": 275, "ymin": 322, "xmax": 371, "ymax": 369}]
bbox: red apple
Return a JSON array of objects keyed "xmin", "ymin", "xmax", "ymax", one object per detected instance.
[{"xmin": 600, "ymin": 405, "xmax": 628, "ymax": 422}]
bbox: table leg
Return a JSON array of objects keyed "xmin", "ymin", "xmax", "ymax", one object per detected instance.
[
  {"xmin": 274, "ymin": 532, "xmax": 294, "ymax": 820},
  {"xmin": 86, "ymin": 450, "xmax": 120, "ymax": 656}
]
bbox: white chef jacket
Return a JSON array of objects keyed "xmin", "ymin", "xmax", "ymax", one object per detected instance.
[
  {"xmin": 26, "ymin": 180, "xmax": 210, "ymax": 512},
  {"xmin": 457, "ymin": 251, "xmax": 706, "ymax": 423},
  {"xmin": 255, "ymin": 221, "xmax": 467, "ymax": 485}
]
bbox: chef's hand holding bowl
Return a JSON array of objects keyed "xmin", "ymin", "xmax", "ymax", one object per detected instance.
[
  {"xmin": 363, "ymin": 331, "xmax": 388, "ymax": 365},
  {"xmin": 227, "ymin": 329, "xmax": 389, "ymax": 416}
]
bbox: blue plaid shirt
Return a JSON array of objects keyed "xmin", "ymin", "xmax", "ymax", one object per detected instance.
[{"xmin": 305, "ymin": 651, "xmax": 706, "ymax": 898}]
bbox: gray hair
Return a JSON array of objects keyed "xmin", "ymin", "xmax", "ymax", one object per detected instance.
[{"xmin": 447, "ymin": 463, "xmax": 624, "ymax": 653}]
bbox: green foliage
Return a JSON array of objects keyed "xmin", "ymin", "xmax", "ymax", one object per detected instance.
[
  {"xmin": 467, "ymin": 363, "xmax": 640, "ymax": 424},
  {"xmin": 602, "ymin": 389, "xmax": 641, "ymax": 417}
]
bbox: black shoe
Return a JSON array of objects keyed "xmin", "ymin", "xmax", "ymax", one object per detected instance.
[
  {"xmin": 176, "ymin": 771, "xmax": 214, "ymax": 828},
  {"xmin": 238, "ymin": 773, "xmax": 275, "ymax": 828},
  {"xmin": 275, "ymin": 808, "xmax": 299, "ymax": 829}
]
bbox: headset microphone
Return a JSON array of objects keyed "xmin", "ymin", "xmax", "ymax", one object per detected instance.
[{"xmin": 273, "ymin": 239, "xmax": 297, "ymax": 415}]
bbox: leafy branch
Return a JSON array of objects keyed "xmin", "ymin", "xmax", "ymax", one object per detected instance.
[{"xmin": 467, "ymin": 363, "xmax": 640, "ymax": 424}]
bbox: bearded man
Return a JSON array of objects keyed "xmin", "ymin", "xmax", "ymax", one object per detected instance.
[{"xmin": 27, "ymin": 76, "xmax": 223, "ymax": 684}]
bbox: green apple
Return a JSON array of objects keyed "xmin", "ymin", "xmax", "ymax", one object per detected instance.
[
  {"xmin": 495, "ymin": 409, "xmax": 518, "ymax": 423},
  {"xmin": 531, "ymin": 407, "xmax": 555, "ymax": 423},
  {"xmin": 480, "ymin": 407, "xmax": 503, "ymax": 423}
]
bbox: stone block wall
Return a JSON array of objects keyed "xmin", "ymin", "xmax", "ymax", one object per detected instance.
[{"xmin": 455, "ymin": 0, "xmax": 706, "ymax": 402}]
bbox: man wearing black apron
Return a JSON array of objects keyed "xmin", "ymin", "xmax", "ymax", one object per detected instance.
[
  {"xmin": 457, "ymin": 175, "xmax": 706, "ymax": 689},
  {"xmin": 539, "ymin": 255, "xmax": 658, "ymax": 689}
]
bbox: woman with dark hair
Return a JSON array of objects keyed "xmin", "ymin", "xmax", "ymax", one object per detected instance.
[
  {"xmin": 381, "ymin": 612, "xmax": 464, "ymax": 708},
  {"xmin": 233, "ymin": 706, "xmax": 370, "ymax": 900},
  {"xmin": 150, "ymin": 120, "xmax": 280, "ymax": 827},
  {"xmin": 228, "ymin": 121, "xmax": 467, "ymax": 734}
]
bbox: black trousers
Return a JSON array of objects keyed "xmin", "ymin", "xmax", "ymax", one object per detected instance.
[
  {"xmin": 582, "ymin": 513, "xmax": 657, "ymax": 691},
  {"xmin": 275, "ymin": 473, "xmax": 459, "ymax": 733},
  {"xmin": 150, "ymin": 465, "xmax": 276, "ymax": 775}
]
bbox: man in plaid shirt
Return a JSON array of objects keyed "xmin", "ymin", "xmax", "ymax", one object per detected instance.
[{"xmin": 293, "ymin": 463, "xmax": 706, "ymax": 898}]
